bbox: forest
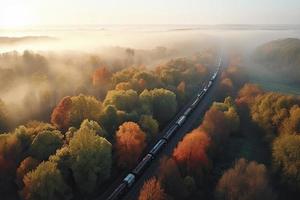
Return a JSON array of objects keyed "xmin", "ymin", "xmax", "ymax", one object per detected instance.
[
  {"xmin": 0, "ymin": 45, "xmax": 217, "ymax": 200},
  {"xmin": 0, "ymin": 33, "xmax": 300, "ymax": 200},
  {"xmin": 138, "ymin": 49, "xmax": 300, "ymax": 200}
]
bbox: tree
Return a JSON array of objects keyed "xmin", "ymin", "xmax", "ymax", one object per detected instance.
[
  {"xmin": 138, "ymin": 177, "xmax": 166, "ymax": 200},
  {"xmin": 200, "ymin": 108, "xmax": 229, "ymax": 146},
  {"xmin": 272, "ymin": 135, "xmax": 300, "ymax": 190},
  {"xmin": 139, "ymin": 89, "xmax": 177, "ymax": 124},
  {"xmin": 16, "ymin": 157, "xmax": 39, "ymax": 188},
  {"xmin": 104, "ymin": 89, "xmax": 139, "ymax": 112},
  {"xmin": 22, "ymin": 161, "xmax": 72, "ymax": 200},
  {"xmin": 280, "ymin": 105, "xmax": 300, "ymax": 135},
  {"xmin": 236, "ymin": 83, "xmax": 264, "ymax": 107},
  {"xmin": 173, "ymin": 129, "xmax": 210, "ymax": 177},
  {"xmin": 79, "ymin": 119, "xmax": 107, "ymax": 138},
  {"xmin": 69, "ymin": 121, "xmax": 112, "ymax": 195},
  {"xmin": 250, "ymin": 93, "xmax": 300, "ymax": 140},
  {"xmin": 115, "ymin": 82, "xmax": 133, "ymax": 91},
  {"xmin": 0, "ymin": 99, "xmax": 10, "ymax": 132},
  {"xmin": 116, "ymin": 122, "xmax": 146, "ymax": 168},
  {"xmin": 215, "ymin": 158, "xmax": 275, "ymax": 200},
  {"xmin": 29, "ymin": 130, "xmax": 63, "ymax": 161},
  {"xmin": 51, "ymin": 94, "xmax": 103, "ymax": 130},
  {"xmin": 99, "ymin": 105, "xmax": 119, "ymax": 135},
  {"xmin": 158, "ymin": 157, "xmax": 188, "ymax": 199},
  {"xmin": 138, "ymin": 115, "xmax": 159, "ymax": 142},
  {"xmin": 92, "ymin": 66, "xmax": 111, "ymax": 87}
]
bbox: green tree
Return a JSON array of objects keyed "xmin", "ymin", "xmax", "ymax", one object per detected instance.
[
  {"xmin": 140, "ymin": 89, "xmax": 177, "ymax": 124},
  {"xmin": 69, "ymin": 121, "xmax": 112, "ymax": 195},
  {"xmin": 22, "ymin": 161, "xmax": 72, "ymax": 200},
  {"xmin": 103, "ymin": 89, "xmax": 139, "ymax": 112},
  {"xmin": 29, "ymin": 130, "xmax": 63, "ymax": 161},
  {"xmin": 138, "ymin": 115, "xmax": 159, "ymax": 141}
]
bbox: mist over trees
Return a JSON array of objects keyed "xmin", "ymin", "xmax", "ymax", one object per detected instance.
[
  {"xmin": 0, "ymin": 43, "xmax": 216, "ymax": 199},
  {"xmin": 253, "ymin": 38, "xmax": 300, "ymax": 84}
]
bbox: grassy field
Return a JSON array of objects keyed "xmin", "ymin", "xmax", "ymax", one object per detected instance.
[{"xmin": 246, "ymin": 68, "xmax": 300, "ymax": 95}]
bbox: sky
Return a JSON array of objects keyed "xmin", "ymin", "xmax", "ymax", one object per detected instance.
[{"xmin": 0, "ymin": 0, "xmax": 300, "ymax": 27}]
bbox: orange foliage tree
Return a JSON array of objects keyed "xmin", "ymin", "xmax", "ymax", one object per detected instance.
[
  {"xmin": 173, "ymin": 129, "xmax": 210, "ymax": 176},
  {"xmin": 92, "ymin": 66, "xmax": 111, "ymax": 87},
  {"xmin": 116, "ymin": 122, "xmax": 146, "ymax": 168},
  {"xmin": 138, "ymin": 177, "xmax": 166, "ymax": 200},
  {"xmin": 50, "ymin": 96, "xmax": 72, "ymax": 131},
  {"xmin": 236, "ymin": 83, "xmax": 264, "ymax": 107}
]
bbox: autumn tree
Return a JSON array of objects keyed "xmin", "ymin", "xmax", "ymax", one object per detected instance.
[
  {"xmin": 280, "ymin": 105, "xmax": 300, "ymax": 135},
  {"xmin": 29, "ymin": 130, "xmax": 63, "ymax": 161},
  {"xmin": 250, "ymin": 93, "xmax": 300, "ymax": 140},
  {"xmin": 0, "ymin": 124, "xmax": 39, "ymax": 194},
  {"xmin": 69, "ymin": 121, "xmax": 112, "ymax": 195},
  {"xmin": 51, "ymin": 94, "xmax": 103, "ymax": 130},
  {"xmin": 22, "ymin": 161, "xmax": 72, "ymax": 200},
  {"xmin": 236, "ymin": 83, "xmax": 264, "ymax": 107},
  {"xmin": 116, "ymin": 122, "xmax": 146, "ymax": 168},
  {"xmin": 215, "ymin": 158, "xmax": 275, "ymax": 200},
  {"xmin": 0, "ymin": 99, "xmax": 10, "ymax": 132},
  {"xmin": 92, "ymin": 66, "xmax": 111, "ymax": 87},
  {"xmin": 201, "ymin": 98, "xmax": 240, "ymax": 147},
  {"xmin": 272, "ymin": 134, "xmax": 300, "ymax": 190},
  {"xmin": 115, "ymin": 82, "xmax": 133, "ymax": 91},
  {"xmin": 173, "ymin": 129, "xmax": 210, "ymax": 177},
  {"xmin": 15, "ymin": 157, "xmax": 39, "ymax": 188},
  {"xmin": 138, "ymin": 177, "xmax": 166, "ymax": 200},
  {"xmin": 158, "ymin": 157, "xmax": 188, "ymax": 199}
]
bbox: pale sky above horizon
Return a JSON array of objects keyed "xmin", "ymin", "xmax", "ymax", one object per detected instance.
[{"xmin": 0, "ymin": 0, "xmax": 300, "ymax": 27}]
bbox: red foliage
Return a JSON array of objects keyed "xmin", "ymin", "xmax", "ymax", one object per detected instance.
[
  {"xmin": 50, "ymin": 96, "xmax": 72, "ymax": 131},
  {"xmin": 177, "ymin": 81, "xmax": 186, "ymax": 93},
  {"xmin": 116, "ymin": 122, "xmax": 146, "ymax": 168},
  {"xmin": 173, "ymin": 129, "xmax": 210, "ymax": 175},
  {"xmin": 138, "ymin": 177, "xmax": 166, "ymax": 200},
  {"xmin": 92, "ymin": 67, "xmax": 111, "ymax": 87}
]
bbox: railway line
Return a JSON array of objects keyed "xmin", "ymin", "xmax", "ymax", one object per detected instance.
[{"xmin": 99, "ymin": 54, "xmax": 224, "ymax": 200}]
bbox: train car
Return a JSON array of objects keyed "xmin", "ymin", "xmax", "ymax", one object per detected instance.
[
  {"xmin": 132, "ymin": 154, "xmax": 153, "ymax": 176},
  {"xmin": 198, "ymin": 90, "xmax": 205, "ymax": 99},
  {"xmin": 176, "ymin": 115, "xmax": 186, "ymax": 126},
  {"xmin": 149, "ymin": 139, "xmax": 167, "ymax": 156},
  {"xmin": 191, "ymin": 98, "xmax": 199, "ymax": 108},
  {"xmin": 208, "ymin": 80, "xmax": 212, "ymax": 88},
  {"xmin": 107, "ymin": 182, "xmax": 127, "ymax": 200},
  {"xmin": 123, "ymin": 173, "xmax": 135, "ymax": 187},
  {"xmin": 183, "ymin": 107, "xmax": 193, "ymax": 117},
  {"xmin": 163, "ymin": 125, "xmax": 178, "ymax": 141}
]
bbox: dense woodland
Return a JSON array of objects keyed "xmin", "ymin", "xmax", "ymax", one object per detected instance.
[
  {"xmin": 138, "ymin": 51, "xmax": 300, "ymax": 200},
  {"xmin": 0, "ymin": 46, "xmax": 216, "ymax": 200},
  {"xmin": 1, "ymin": 39, "xmax": 300, "ymax": 200}
]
